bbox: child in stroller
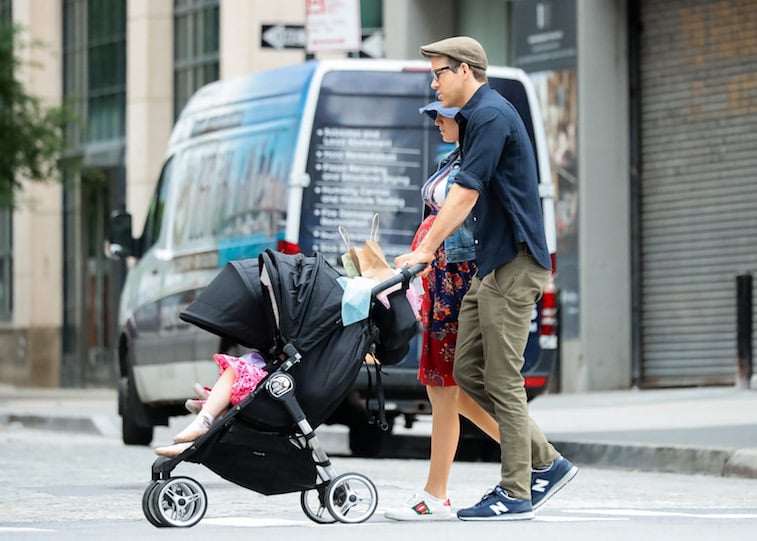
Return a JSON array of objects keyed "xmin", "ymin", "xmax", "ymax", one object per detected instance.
[
  {"xmin": 141, "ymin": 249, "xmax": 424, "ymax": 527},
  {"xmin": 154, "ymin": 350, "xmax": 268, "ymax": 457}
]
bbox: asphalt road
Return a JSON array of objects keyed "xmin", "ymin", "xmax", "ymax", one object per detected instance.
[{"xmin": 2, "ymin": 423, "xmax": 757, "ymax": 541}]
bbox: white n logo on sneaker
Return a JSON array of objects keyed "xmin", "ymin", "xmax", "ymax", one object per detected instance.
[
  {"xmin": 532, "ymin": 478, "xmax": 549, "ymax": 493},
  {"xmin": 488, "ymin": 501, "xmax": 510, "ymax": 515}
]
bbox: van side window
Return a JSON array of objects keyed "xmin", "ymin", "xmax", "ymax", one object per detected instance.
[
  {"xmin": 141, "ymin": 158, "xmax": 174, "ymax": 253},
  {"xmin": 170, "ymin": 129, "xmax": 290, "ymax": 257}
]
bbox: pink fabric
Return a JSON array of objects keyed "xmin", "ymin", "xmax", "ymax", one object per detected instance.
[{"xmin": 213, "ymin": 352, "xmax": 268, "ymax": 405}]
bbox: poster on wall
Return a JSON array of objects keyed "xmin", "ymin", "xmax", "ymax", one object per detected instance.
[{"xmin": 513, "ymin": 0, "xmax": 579, "ymax": 339}]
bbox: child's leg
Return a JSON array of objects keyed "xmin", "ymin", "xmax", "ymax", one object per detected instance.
[
  {"xmin": 202, "ymin": 367, "xmax": 235, "ymax": 417},
  {"xmin": 174, "ymin": 368, "xmax": 235, "ymax": 443}
]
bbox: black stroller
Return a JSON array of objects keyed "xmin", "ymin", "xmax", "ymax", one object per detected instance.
[{"xmin": 140, "ymin": 249, "xmax": 424, "ymax": 527}]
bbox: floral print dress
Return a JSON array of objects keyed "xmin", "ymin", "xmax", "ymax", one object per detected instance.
[{"xmin": 411, "ymin": 154, "xmax": 477, "ymax": 387}]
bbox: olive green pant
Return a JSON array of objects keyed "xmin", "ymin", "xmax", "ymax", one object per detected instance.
[{"xmin": 452, "ymin": 251, "xmax": 559, "ymax": 500}]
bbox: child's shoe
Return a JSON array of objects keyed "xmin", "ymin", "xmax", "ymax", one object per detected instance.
[
  {"xmin": 173, "ymin": 412, "xmax": 214, "ymax": 443},
  {"xmin": 193, "ymin": 383, "xmax": 211, "ymax": 400},
  {"xmin": 184, "ymin": 398, "xmax": 205, "ymax": 415}
]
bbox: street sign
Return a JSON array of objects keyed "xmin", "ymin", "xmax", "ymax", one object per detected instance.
[
  {"xmin": 306, "ymin": 0, "xmax": 361, "ymax": 53},
  {"xmin": 261, "ymin": 24, "xmax": 306, "ymax": 50}
]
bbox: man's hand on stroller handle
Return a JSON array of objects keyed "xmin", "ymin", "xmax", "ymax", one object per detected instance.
[{"xmin": 394, "ymin": 249, "xmax": 433, "ymax": 278}]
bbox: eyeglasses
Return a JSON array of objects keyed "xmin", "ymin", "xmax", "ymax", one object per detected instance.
[{"xmin": 431, "ymin": 66, "xmax": 452, "ymax": 82}]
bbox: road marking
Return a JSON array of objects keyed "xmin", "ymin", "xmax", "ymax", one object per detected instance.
[
  {"xmin": 0, "ymin": 527, "xmax": 55, "ymax": 533},
  {"xmin": 197, "ymin": 510, "xmax": 757, "ymax": 528},
  {"xmin": 565, "ymin": 509, "xmax": 757, "ymax": 519},
  {"xmin": 205, "ymin": 515, "xmax": 625, "ymax": 526},
  {"xmin": 536, "ymin": 516, "xmax": 627, "ymax": 522},
  {"xmin": 203, "ymin": 517, "xmax": 316, "ymax": 527}
]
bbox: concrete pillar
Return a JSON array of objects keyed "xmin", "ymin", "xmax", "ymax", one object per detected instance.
[
  {"xmin": 383, "ymin": 0, "xmax": 455, "ymax": 60},
  {"xmin": 3, "ymin": 0, "xmax": 64, "ymax": 385},
  {"xmin": 563, "ymin": 0, "xmax": 631, "ymax": 391},
  {"xmin": 220, "ymin": 0, "xmax": 307, "ymax": 78},
  {"xmin": 126, "ymin": 0, "xmax": 173, "ymax": 235}
]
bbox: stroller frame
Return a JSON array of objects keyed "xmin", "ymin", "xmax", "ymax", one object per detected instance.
[
  {"xmin": 142, "ymin": 344, "xmax": 376, "ymax": 526},
  {"xmin": 140, "ymin": 262, "xmax": 426, "ymax": 528}
]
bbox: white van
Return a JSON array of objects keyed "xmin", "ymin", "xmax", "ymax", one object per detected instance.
[{"xmin": 107, "ymin": 59, "xmax": 558, "ymax": 452}]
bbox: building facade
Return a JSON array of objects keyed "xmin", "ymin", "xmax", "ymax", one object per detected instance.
[{"xmin": 1, "ymin": 0, "xmax": 755, "ymax": 391}]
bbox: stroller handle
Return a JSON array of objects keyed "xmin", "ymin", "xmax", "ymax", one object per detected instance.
[{"xmin": 370, "ymin": 263, "xmax": 427, "ymax": 297}]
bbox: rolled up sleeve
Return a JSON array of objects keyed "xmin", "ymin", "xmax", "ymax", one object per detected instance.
[{"xmin": 454, "ymin": 108, "xmax": 508, "ymax": 193}]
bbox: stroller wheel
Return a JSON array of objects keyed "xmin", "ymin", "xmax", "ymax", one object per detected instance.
[
  {"xmin": 325, "ymin": 473, "xmax": 378, "ymax": 524},
  {"xmin": 151, "ymin": 476, "xmax": 208, "ymax": 527},
  {"xmin": 300, "ymin": 486, "xmax": 337, "ymax": 524},
  {"xmin": 142, "ymin": 481, "xmax": 167, "ymax": 527}
]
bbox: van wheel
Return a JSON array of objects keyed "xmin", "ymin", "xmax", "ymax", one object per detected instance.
[{"xmin": 120, "ymin": 376, "xmax": 154, "ymax": 445}]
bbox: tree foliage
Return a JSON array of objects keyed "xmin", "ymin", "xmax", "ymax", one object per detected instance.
[{"xmin": 0, "ymin": 23, "xmax": 74, "ymax": 209}]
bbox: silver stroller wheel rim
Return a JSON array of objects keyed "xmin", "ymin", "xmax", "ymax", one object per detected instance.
[
  {"xmin": 153, "ymin": 476, "xmax": 208, "ymax": 527},
  {"xmin": 325, "ymin": 473, "xmax": 378, "ymax": 524},
  {"xmin": 301, "ymin": 486, "xmax": 337, "ymax": 524}
]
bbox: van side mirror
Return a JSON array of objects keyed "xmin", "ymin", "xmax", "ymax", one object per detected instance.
[{"xmin": 106, "ymin": 210, "xmax": 134, "ymax": 260}]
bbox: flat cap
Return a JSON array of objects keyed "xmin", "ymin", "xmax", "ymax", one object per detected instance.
[{"xmin": 420, "ymin": 36, "xmax": 488, "ymax": 70}]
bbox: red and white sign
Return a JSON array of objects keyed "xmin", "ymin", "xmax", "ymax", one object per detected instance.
[{"xmin": 306, "ymin": 0, "xmax": 361, "ymax": 53}]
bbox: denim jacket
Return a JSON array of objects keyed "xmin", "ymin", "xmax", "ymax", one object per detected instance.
[{"xmin": 425, "ymin": 149, "xmax": 476, "ymax": 263}]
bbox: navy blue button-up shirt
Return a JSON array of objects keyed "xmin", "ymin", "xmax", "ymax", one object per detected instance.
[{"xmin": 453, "ymin": 84, "xmax": 551, "ymax": 278}]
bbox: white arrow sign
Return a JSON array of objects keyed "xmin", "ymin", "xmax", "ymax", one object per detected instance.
[
  {"xmin": 261, "ymin": 25, "xmax": 306, "ymax": 49},
  {"xmin": 361, "ymin": 30, "xmax": 384, "ymax": 58}
]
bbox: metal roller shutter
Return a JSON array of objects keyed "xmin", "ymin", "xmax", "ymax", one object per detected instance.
[{"xmin": 639, "ymin": 0, "xmax": 757, "ymax": 386}]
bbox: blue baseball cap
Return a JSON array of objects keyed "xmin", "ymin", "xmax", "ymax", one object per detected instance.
[{"xmin": 419, "ymin": 101, "xmax": 460, "ymax": 120}]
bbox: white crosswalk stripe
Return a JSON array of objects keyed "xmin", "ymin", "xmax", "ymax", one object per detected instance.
[{"xmin": 563, "ymin": 508, "xmax": 757, "ymax": 520}]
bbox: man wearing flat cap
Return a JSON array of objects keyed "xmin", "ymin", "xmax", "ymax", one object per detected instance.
[{"xmin": 395, "ymin": 36, "xmax": 577, "ymax": 521}]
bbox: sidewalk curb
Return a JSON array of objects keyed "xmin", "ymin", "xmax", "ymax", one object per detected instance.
[
  {"xmin": 1, "ymin": 413, "xmax": 101, "ymax": 435},
  {"xmin": 724, "ymin": 449, "xmax": 757, "ymax": 479},
  {"xmin": 554, "ymin": 440, "xmax": 757, "ymax": 479},
  {"xmin": 3, "ymin": 411, "xmax": 757, "ymax": 480}
]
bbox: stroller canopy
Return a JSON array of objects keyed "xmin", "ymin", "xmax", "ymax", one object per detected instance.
[
  {"xmin": 259, "ymin": 250, "xmax": 345, "ymax": 352},
  {"xmin": 179, "ymin": 258, "xmax": 274, "ymax": 352}
]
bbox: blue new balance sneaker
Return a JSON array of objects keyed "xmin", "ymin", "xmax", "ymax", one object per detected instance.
[
  {"xmin": 456, "ymin": 485, "xmax": 534, "ymax": 521},
  {"xmin": 531, "ymin": 456, "xmax": 579, "ymax": 510}
]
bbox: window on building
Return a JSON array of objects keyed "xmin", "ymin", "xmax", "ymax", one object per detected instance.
[
  {"xmin": 0, "ymin": 0, "xmax": 11, "ymax": 24},
  {"xmin": 0, "ymin": 207, "xmax": 11, "ymax": 320},
  {"xmin": 174, "ymin": 0, "xmax": 219, "ymax": 120},
  {"xmin": 63, "ymin": 0, "xmax": 126, "ymax": 145},
  {"xmin": 87, "ymin": 0, "xmax": 126, "ymax": 142},
  {"xmin": 61, "ymin": 0, "xmax": 126, "ymax": 386},
  {"xmin": 361, "ymin": 0, "xmax": 382, "ymax": 29},
  {"xmin": 63, "ymin": 0, "xmax": 87, "ymax": 145},
  {"xmin": 358, "ymin": 0, "xmax": 383, "ymax": 58}
]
